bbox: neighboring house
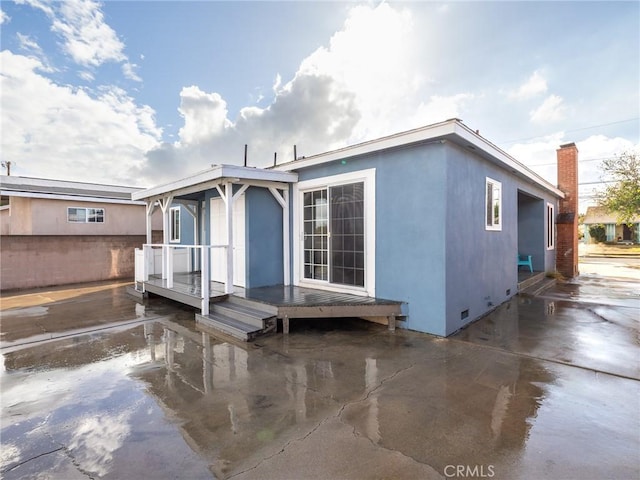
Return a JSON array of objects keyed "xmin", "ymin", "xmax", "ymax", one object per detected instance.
[
  {"xmin": 132, "ymin": 119, "xmax": 569, "ymax": 337},
  {"xmin": 0, "ymin": 176, "xmax": 164, "ymax": 290},
  {"xmin": 582, "ymin": 206, "xmax": 639, "ymax": 244}
]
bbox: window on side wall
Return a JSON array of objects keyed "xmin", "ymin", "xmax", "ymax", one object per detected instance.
[
  {"xmin": 170, "ymin": 206, "xmax": 180, "ymax": 242},
  {"xmin": 485, "ymin": 178, "xmax": 502, "ymax": 231},
  {"xmin": 547, "ymin": 203, "xmax": 555, "ymax": 249},
  {"xmin": 68, "ymin": 207, "xmax": 105, "ymax": 223}
]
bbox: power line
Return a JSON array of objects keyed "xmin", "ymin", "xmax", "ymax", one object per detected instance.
[
  {"xmin": 527, "ymin": 157, "xmax": 613, "ymax": 168},
  {"xmin": 499, "ymin": 117, "xmax": 639, "ymax": 145}
]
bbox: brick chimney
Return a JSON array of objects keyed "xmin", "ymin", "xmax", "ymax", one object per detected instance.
[{"xmin": 556, "ymin": 143, "xmax": 579, "ymax": 278}]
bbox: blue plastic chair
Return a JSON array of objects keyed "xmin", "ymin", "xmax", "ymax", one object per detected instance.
[{"xmin": 517, "ymin": 254, "xmax": 533, "ymax": 273}]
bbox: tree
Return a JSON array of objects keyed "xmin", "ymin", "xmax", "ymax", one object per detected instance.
[
  {"xmin": 597, "ymin": 151, "xmax": 640, "ymax": 225},
  {"xmin": 588, "ymin": 224, "xmax": 607, "ymax": 243}
]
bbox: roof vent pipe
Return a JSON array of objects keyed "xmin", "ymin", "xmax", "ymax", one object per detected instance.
[
  {"xmin": 294, "ymin": 145, "xmax": 297, "ymax": 161},
  {"xmin": 244, "ymin": 144, "xmax": 248, "ymax": 167},
  {"xmin": 273, "ymin": 152, "xmax": 277, "ymax": 167}
]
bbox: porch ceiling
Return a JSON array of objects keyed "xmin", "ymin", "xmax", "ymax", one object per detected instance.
[{"xmin": 132, "ymin": 164, "xmax": 298, "ymax": 202}]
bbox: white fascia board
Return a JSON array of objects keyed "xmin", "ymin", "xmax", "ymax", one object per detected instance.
[
  {"xmin": 1, "ymin": 190, "xmax": 147, "ymax": 205},
  {"xmin": 273, "ymin": 119, "xmax": 563, "ymax": 199},
  {"xmin": 274, "ymin": 119, "xmax": 457, "ymax": 172},
  {"xmin": 452, "ymin": 122, "xmax": 564, "ymax": 198},
  {"xmin": 132, "ymin": 164, "xmax": 297, "ymax": 201},
  {"xmin": 0, "ymin": 175, "xmax": 143, "ymax": 195}
]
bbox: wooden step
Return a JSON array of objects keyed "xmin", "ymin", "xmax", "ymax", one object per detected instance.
[
  {"xmin": 196, "ymin": 312, "xmax": 267, "ymax": 341},
  {"xmin": 211, "ymin": 300, "xmax": 275, "ymax": 329},
  {"xmin": 226, "ymin": 295, "xmax": 279, "ymax": 315}
]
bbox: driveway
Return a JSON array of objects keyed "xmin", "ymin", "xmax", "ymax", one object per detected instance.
[{"xmin": 1, "ymin": 268, "xmax": 638, "ymax": 479}]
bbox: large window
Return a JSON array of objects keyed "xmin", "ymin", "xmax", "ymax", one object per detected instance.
[
  {"xmin": 296, "ymin": 169, "xmax": 375, "ymax": 294},
  {"xmin": 170, "ymin": 206, "xmax": 180, "ymax": 242},
  {"xmin": 303, "ymin": 190, "xmax": 328, "ymax": 281},
  {"xmin": 68, "ymin": 207, "xmax": 104, "ymax": 223},
  {"xmin": 485, "ymin": 178, "xmax": 502, "ymax": 231},
  {"xmin": 330, "ymin": 182, "xmax": 365, "ymax": 287},
  {"xmin": 547, "ymin": 203, "xmax": 555, "ymax": 249},
  {"xmin": 303, "ymin": 182, "xmax": 365, "ymax": 287}
]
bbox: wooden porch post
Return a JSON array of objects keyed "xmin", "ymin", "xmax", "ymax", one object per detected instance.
[
  {"xmin": 283, "ymin": 188, "xmax": 290, "ymax": 286},
  {"xmin": 145, "ymin": 201, "xmax": 156, "ymax": 245},
  {"xmin": 201, "ymin": 246, "xmax": 209, "ymax": 315},
  {"xmin": 158, "ymin": 195, "xmax": 174, "ymax": 285},
  {"xmin": 269, "ymin": 186, "xmax": 291, "ymax": 286},
  {"xmin": 225, "ymin": 182, "xmax": 234, "ymax": 294}
]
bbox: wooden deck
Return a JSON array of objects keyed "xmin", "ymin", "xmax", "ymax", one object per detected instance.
[{"xmin": 142, "ymin": 273, "xmax": 404, "ymax": 333}]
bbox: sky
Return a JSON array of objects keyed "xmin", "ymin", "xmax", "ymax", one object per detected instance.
[{"xmin": 1, "ymin": 0, "xmax": 638, "ymax": 212}]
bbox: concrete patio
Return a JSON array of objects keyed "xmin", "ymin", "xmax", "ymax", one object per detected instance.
[{"xmin": 1, "ymin": 269, "xmax": 638, "ymax": 479}]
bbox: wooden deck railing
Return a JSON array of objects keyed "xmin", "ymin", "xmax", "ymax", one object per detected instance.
[{"xmin": 134, "ymin": 243, "xmax": 229, "ymax": 315}]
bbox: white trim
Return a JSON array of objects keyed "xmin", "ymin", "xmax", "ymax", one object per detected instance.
[
  {"xmin": 169, "ymin": 206, "xmax": 181, "ymax": 243},
  {"xmin": 547, "ymin": 202, "xmax": 555, "ymax": 250},
  {"xmin": 0, "ymin": 175, "xmax": 142, "ymax": 195},
  {"xmin": 0, "ymin": 190, "xmax": 146, "ymax": 205},
  {"xmin": 67, "ymin": 206, "xmax": 105, "ymax": 224},
  {"xmin": 485, "ymin": 177, "xmax": 502, "ymax": 232},
  {"xmin": 274, "ymin": 119, "xmax": 563, "ymax": 199},
  {"xmin": 132, "ymin": 164, "xmax": 297, "ymax": 201},
  {"xmin": 293, "ymin": 168, "xmax": 376, "ymax": 297}
]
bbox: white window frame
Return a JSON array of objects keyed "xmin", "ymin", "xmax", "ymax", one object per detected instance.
[
  {"xmin": 485, "ymin": 177, "xmax": 502, "ymax": 231},
  {"xmin": 67, "ymin": 207, "xmax": 105, "ymax": 223},
  {"xmin": 546, "ymin": 202, "xmax": 555, "ymax": 250},
  {"xmin": 170, "ymin": 206, "xmax": 180, "ymax": 243},
  {"xmin": 293, "ymin": 168, "xmax": 376, "ymax": 297}
]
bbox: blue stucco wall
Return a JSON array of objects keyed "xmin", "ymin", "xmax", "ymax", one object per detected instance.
[
  {"xmin": 517, "ymin": 194, "xmax": 545, "ymax": 271},
  {"xmin": 245, "ymin": 187, "xmax": 283, "ymax": 288},
  {"xmin": 443, "ymin": 144, "xmax": 518, "ymax": 335},
  {"xmin": 170, "ymin": 204, "xmax": 196, "ymax": 245},
  {"xmin": 294, "ymin": 139, "xmax": 559, "ymax": 337},
  {"xmin": 443, "ymin": 142, "xmax": 558, "ymax": 335},
  {"xmin": 296, "ymin": 141, "xmax": 448, "ymax": 335}
]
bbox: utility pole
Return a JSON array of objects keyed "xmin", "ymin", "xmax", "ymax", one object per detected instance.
[{"xmin": 1, "ymin": 161, "xmax": 11, "ymax": 176}]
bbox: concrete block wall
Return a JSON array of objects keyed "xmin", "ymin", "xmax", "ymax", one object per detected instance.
[{"xmin": 0, "ymin": 235, "xmax": 146, "ymax": 291}]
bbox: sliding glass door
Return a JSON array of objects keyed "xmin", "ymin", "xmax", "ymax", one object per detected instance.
[{"xmin": 303, "ymin": 181, "xmax": 365, "ymax": 288}]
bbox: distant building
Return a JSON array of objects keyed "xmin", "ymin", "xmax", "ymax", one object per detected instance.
[
  {"xmin": 582, "ymin": 206, "xmax": 639, "ymax": 244},
  {"xmin": 0, "ymin": 176, "xmax": 163, "ymax": 290}
]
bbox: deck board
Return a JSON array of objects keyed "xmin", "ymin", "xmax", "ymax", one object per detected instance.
[{"xmin": 143, "ymin": 274, "xmax": 403, "ymax": 322}]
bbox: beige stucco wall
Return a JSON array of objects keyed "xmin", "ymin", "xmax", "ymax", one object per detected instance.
[
  {"xmin": 0, "ymin": 235, "xmax": 145, "ymax": 290},
  {"xmin": 1, "ymin": 197, "xmax": 162, "ymax": 236},
  {"xmin": 0, "ymin": 208, "xmax": 9, "ymax": 235},
  {"xmin": 3, "ymin": 197, "xmax": 33, "ymax": 234}
]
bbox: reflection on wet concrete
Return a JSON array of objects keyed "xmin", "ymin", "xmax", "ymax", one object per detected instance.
[{"xmin": 1, "ymin": 279, "xmax": 639, "ymax": 479}]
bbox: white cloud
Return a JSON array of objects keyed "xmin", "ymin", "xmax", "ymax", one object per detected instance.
[
  {"xmin": 509, "ymin": 70, "xmax": 548, "ymax": 100},
  {"xmin": 412, "ymin": 93, "xmax": 474, "ymax": 126},
  {"xmin": 0, "ymin": 50, "xmax": 161, "ymax": 184},
  {"xmin": 16, "ymin": 32, "xmax": 42, "ymax": 53},
  {"xmin": 15, "ymin": 32, "xmax": 56, "ymax": 72},
  {"xmin": 530, "ymin": 94, "xmax": 566, "ymax": 123},
  {"xmin": 0, "ymin": 8, "xmax": 10, "ymax": 24},
  {"xmin": 140, "ymin": 3, "xmax": 437, "ymax": 182},
  {"xmin": 51, "ymin": 0, "xmax": 126, "ymax": 66},
  {"xmin": 78, "ymin": 70, "xmax": 95, "ymax": 82},
  {"xmin": 122, "ymin": 61, "xmax": 141, "ymax": 82},
  {"xmin": 508, "ymin": 133, "xmax": 638, "ymax": 212},
  {"xmin": 177, "ymin": 86, "xmax": 232, "ymax": 144}
]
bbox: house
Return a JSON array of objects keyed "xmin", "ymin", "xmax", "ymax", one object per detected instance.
[
  {"xmin": 0, "ymin": 175, "xmax": 164, "ymax": 290},
  {"xmin": 582, "ymin": 206, "xmax": 639, "ymax": 244},
  {"xmin": 131, "ymin": 119, "xmax": 571, "ymax": 338}
]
